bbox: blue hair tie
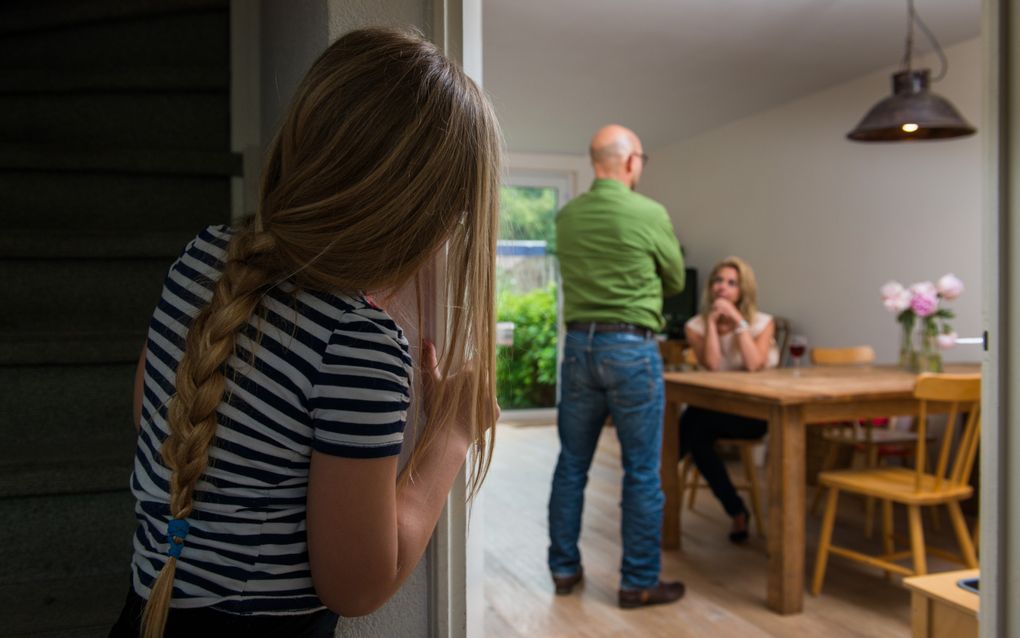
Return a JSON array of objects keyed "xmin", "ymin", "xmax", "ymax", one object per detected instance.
[{"xmin": 167, "ymin": 518, "xmax": 190, "ymax": 559}]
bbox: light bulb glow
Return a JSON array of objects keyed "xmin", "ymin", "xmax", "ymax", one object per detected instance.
[{"xmin": 901, "ymin": 123, "xmax": 920, "ymax": 133}]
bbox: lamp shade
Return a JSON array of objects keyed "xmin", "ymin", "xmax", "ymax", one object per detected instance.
[{"xmin": 847, "ymin": 70, "xmax": 975, "ymax": 142}]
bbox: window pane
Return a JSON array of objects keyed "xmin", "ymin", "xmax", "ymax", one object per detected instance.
[{"xmin": 496, "ymin": 185, "xmax": 559, "ymax": 409}]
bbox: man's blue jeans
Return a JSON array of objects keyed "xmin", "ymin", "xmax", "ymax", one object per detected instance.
[{"xmin": 548, "ymin": 330, "xmax": 665, "ymax": 590}]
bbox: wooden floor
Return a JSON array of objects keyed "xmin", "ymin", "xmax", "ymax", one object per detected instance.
[{"xmin": 482, "ymin": 423, "xmax": 969, "ymax": 638}]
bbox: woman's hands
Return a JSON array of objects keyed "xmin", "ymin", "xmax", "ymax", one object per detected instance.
[{"xmin": 710, "ymin": 298, "xmax": 743, "ymax": 327}]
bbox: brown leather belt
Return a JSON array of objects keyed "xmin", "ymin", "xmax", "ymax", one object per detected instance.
[{"xmin": 566, "ymin": 322, "xmax": 655, "ymax": 339}]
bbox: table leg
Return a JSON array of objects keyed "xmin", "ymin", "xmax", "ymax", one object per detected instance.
[
  {"xmin": 767, "ymin": 404, "xmax": 805, "ymax": 613},
  {"xmin": 661, "ymin": 395, "xmax": 680, "ymax": 550}
]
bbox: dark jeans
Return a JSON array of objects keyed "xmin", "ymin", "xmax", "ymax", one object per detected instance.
[
  {"xmin": 679, "ymin": 406, "xmax": 767, "ymax": 518},
  {"xmin": 108, "ymin": 589, "xmax": 338, "ymax": 638}
]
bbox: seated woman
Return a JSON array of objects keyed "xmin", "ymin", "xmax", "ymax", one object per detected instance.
[{"xmin": 681, "ymin": 256, "xmax": 778, "ymax": 543}]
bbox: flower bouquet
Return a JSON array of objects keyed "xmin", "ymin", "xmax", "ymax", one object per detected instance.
[{"xmin": 880, "ymin": 274, "xmax": 963, "ymax": 373}]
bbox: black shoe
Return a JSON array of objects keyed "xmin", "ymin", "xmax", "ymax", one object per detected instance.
[
  {"xmin": 552, "ymin": 567, "xmax": 583, "ymax": 595},
  {"xmin": 729, "ymin": 511, "xmax": 750, "ymax": 544}
]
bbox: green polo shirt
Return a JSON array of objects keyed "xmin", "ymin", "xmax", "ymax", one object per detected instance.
[{"xmin": 556, "ymin": 178, "xmax": 685, "ymax": 331}]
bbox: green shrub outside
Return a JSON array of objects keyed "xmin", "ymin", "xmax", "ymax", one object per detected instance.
[{"xmin": 497, "ymin": 282, "xmax": 558, "ymax": 409}]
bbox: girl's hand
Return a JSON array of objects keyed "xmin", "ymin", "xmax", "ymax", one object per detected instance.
[{"xmin": 421, "ymin": 341, "xmax": 500, "ymax": 441}]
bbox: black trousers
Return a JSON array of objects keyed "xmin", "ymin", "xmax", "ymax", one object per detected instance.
[
  {"xmin": 108, "ymin": 589, "xmax": 339, "ymax": 638},
  {"xmin": 679, "ymin": 406, "xmax": 767, "ymax": 518}
]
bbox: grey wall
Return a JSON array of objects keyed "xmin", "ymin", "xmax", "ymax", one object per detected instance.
[
  {"xmin": 640, "ymin": 37, "xmax": 985, "ymax": 365},
  {"xmin": 327, "ymin": 0, "xmax": 430, "ymax": 41},
  {"xmin": 259, "ymin": 1, "xmax": 328, "ymax": 147}
]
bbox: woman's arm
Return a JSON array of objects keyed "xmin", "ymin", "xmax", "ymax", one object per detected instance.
[
  {"xmin": 688, "ymin": 314, "xmax": 723, "ymax": 371},
  {"xmin": 306, "ymin": 342, "xmax": 483, "ymax": 617},
  {"xmin": 734, "ymin": 318, "xmax": 775, "ymax": 372}
]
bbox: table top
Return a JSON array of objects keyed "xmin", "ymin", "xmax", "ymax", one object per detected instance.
[
  {"xmin": 663, "ymin": 364, "xmax": 981, "ymax": 406},
  {"xmin": 904, "ymin": 569, "xmax": 980, "ymax": 615}
]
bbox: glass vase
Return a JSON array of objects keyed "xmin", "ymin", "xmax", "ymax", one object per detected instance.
[
  {"xmin": 898, "ymin": 323, "xmax": 918, "ymax": 372},
  {"xmin": 917, "ymin": 326, "xmax": 944, "ymax": 373}
]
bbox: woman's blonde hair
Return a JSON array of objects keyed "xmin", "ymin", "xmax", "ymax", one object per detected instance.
[
  {"xmin": 701, "ymin": 256, "xmax": 759, "ymax": 323},
  {"xmin": 141, "ymin": 27, "xmax": 502, "ymax": 637}
]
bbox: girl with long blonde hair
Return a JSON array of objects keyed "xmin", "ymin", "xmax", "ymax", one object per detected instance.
[{"xmin": 109, "ymin": 27, "xmax": 501, "ymax": 638}]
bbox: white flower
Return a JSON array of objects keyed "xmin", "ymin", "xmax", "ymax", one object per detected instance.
[
  {"xmin": 883, "ymin": 289, "xmax": 912, "ymax": 313},
  {"xmin": 937, "ymin": 332, "xmax": 958, "ymax": 349},
  {"xmin": 880, "ymin": 280, "xmax": 904, "ymax": 300},
  {"xmin": 880, "ymin": 281, "xmax": 910, "ymax": 313},
  {"xmin": 937, "ymin": 273, "xmax": 965, "ymax": 300}
]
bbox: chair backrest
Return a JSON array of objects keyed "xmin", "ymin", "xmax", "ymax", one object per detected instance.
[
  {"xmin": 658, "ymin": 339, "xmax": 686, "ymax": 370},
  {"xmin": 773, "ymin": 316, "xmax": 790, "ymax": 366},
  {"xmin": 913, "ymin": 373, "xmax": 982, "ymax": 492},
  {"xmin": 682, "ymin": 346, "xmax": 699, "ymax": 369},
  {"xmin": 810, "ymin": 345, "xmax": 876, "ymax": 366}
]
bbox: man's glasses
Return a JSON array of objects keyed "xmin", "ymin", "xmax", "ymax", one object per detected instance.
[{"xmin": 631, "ymin": 152, "xmax": 649, "ymax": 165}]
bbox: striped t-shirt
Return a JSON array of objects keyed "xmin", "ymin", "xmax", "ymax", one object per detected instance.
[{"xmin": 129, "ymin": 225, "xmax": 413, "ymax": 614}]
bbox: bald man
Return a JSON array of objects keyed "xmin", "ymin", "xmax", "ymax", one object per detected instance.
[{"xmin": 548, "ymin": 124, "xmax": 686, "ymax": 608}]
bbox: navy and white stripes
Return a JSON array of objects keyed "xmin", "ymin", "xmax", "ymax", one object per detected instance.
[{"xmin": 129, "ymin": 225, "xmax": 412, "ymax": 614}]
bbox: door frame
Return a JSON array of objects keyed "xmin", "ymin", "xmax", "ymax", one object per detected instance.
[{"xmin": 981, "ymin": 1, "xmax": 1017, "ymax": 636}]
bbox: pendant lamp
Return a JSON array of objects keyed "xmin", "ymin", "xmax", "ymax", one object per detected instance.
[{"xmin": 846, "ymin": 0, "xmax": 975, "ymax": 142}]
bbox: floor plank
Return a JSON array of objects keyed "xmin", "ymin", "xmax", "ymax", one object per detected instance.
[{"xmin": 483, "ymin": 423, "xmax": 968, "ymax": 637}]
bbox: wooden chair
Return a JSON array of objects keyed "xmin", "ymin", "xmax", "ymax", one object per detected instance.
[
  {"xmin": 658, "ymin": 339, "xmax": 687, "ymax": 372},
  {"xmin": 807, "ymin": 345, "xmax": 935, "ymax": 537},
  {"xmin": 811, "ymin": 373, "xmax": 981, "ymax": 594},
  {"xmin": 677, "ymin": 346, "xmax": 765, "ymax": 537},
  {"xmin": 772, "ymin": 316, "xmax": 791, "ymax": 367}
]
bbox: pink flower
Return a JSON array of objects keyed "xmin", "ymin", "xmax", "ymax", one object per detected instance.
[
  {"xmin": 909, "ymin": 282, "xmax": 938, "ymax": 317},
  {"xmin": 937, "ymin": 332, "xmax": 958, "ymax": 349},
  {"xmin": 937, "ymin": 273, "xmax": 965, "ymax": 300},
  {"xmin": 880, "ymin": 281, "xmax": 911, "ymax": 313}
]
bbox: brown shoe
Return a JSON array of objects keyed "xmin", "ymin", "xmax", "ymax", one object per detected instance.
[
  {"xmin": 552, "ymin": 567, "xmax": 584, "ymax": 595},
  {"xmin": 618, "ymin": 580, "xmax": 685, "ymax": 609}
]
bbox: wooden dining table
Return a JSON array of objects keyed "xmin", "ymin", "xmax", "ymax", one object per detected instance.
[{"xmin": 659, "ymin": 363, "xmax": 980, "ymax": 615}]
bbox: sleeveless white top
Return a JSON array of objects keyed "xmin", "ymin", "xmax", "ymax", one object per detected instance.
[{"xmin": 685, "ymin": 311, "xmax": 780, "ymax": 371}]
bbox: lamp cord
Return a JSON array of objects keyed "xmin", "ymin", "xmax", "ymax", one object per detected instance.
[
  {"xmin": 902, "ymin": 0, "xmax": 949, "ymax": 82},
  {"xmin": 902, "ymin": 0, "xmax": 914, "ymax": 70}
]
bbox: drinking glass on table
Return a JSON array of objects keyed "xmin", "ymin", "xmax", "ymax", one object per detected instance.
[{"xmin": 789, "ymin": 335, "xmax": 807, "ymax": 375}]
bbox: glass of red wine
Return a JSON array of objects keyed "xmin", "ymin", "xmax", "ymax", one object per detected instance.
[{"xmin": 789, "ymin": 335, "xmax": 807, "ymax": 375}]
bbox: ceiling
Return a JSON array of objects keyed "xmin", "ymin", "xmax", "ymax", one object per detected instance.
[{"xmin": 483, "ymin": 0, "xmax": 982, "ymax": 155}]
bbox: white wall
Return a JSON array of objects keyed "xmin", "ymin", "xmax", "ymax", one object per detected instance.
[{"xmin": 640, "ymin": 38, "xmax": 985, "ymax": 364}]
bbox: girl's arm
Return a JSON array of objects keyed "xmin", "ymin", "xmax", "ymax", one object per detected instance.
[
  {"xmin": 306, "ymin": 432, "xmax": 468, "ymax": 616},
  {"xmin": 306, "ymin": 343, "xmax": 481, "ymax": 617},
  {"xmin": 132, "ymin": 347, "xmax": 145, "ymax": 432}
]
